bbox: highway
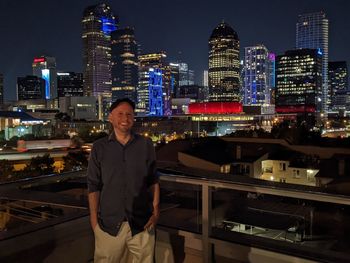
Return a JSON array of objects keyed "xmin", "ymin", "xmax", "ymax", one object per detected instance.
[{"xmin": 0, "ymin": 150, "xmax": 69, "ymax": 161}]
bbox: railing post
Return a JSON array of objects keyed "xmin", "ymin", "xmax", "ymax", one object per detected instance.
[{"xmin": 202, "ymin": 183, "xmax": 212, "ymax": 263}]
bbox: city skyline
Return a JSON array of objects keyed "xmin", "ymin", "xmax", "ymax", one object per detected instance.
[{"xmin": 0, "ymin": 0, "xmax": 350, "ymax": 101}]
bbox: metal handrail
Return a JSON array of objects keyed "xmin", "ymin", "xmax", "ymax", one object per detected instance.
[{"xmin": 158, "ymin": 171, "xmax": 350, "ymax": 263}]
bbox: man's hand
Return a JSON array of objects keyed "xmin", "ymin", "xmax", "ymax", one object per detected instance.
[
  {"xmin": 144, "ymin": 209, "xmax": 160, "ymax": 231},
  {"xmin": 145, "ymin": 183, "xmax": 160, "ymax": 231},
  {"xmin": 90, "ymin": 215, "xmax": 98, "ymax": 231},
  {"xmin": 88, "ymin": 191, "xmax": 100, "ymax": 231}
]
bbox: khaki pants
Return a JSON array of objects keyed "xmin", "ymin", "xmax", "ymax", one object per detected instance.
[{"xmin": 94, "ymin": 222, "xmax": 155, "ymax": 263}]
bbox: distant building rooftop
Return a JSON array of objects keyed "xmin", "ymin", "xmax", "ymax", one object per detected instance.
[{"xmin": 180, "ymin": 137, "xmax": 273, "ymax": 165}]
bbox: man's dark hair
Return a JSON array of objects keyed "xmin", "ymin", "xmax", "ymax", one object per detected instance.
[{"xmin": 109, "ymin": 98, "xmax": 135, "ymax": 112}]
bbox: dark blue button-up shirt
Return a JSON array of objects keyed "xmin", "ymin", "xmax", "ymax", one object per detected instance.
[{"xmin": 87, "ymin": 132, "xmax": 158, "ymax": 236}]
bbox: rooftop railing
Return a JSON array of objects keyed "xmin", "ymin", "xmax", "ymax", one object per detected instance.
[
  {"xmin": 1, "ymin": 167, "xmax": 350, "ymax": 262},
  {"xmin": 157, "ymin": 164, "xmax": 350, "ymax": 263}
]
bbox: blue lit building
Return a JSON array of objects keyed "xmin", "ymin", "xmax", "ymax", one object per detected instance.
[
  {"xmin": 138, "ymin": 52, "xmax": 172, "ymax": 116},
  {"xmin": 243, "ymin": 45, "xmax": 273, "ymax": 105},
  {"xmin": 149, "ymin": 69, "xmax": 163, "ymax": 116},
  {"xmin": 32, "ymin": 56, "xmax": 57, "ymax": 99}
]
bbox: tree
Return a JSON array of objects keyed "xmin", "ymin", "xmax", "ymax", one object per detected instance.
[
  {"xmin": 78, "ymin": 125, "xmax": 93, "ymax": 141},
  {"xmin": 25, "ymin": 154, "xmax": 55, "ymax": 176},
  {"xmin": 7, "ymin": 136, "xmax": 19, "ymax": 147},
  {"xmin": 63, "ymin": 151, "xmax": 88, "ymax": 171}
]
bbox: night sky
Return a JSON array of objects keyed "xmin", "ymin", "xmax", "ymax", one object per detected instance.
[{"xmin": 0, "ymin": 0, "xmax": 349, "ymax": 101}]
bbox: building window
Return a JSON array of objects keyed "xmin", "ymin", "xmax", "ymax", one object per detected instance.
[
  {"xmin": 264, "ymin": 167, "xmax": 273, "ymax": 173},
  {"xmin": 243, "ymin": 164, "xmax": 250, "ymax": 175},
  {"xmin": 221, "ymin": 165, "xmax": 230, "ymax": 173},
  {"xmin": 293, "ymin": 169, "xmax": 301, "ymax": 178},
  {"xmin": 280, "ymin": 162, "xmax": 286, "ymax": 171}
]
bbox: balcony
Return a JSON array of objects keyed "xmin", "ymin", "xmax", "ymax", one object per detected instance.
[{"xmin": 1, "ymin": 167, "xmax": 350, "ymax": 262}]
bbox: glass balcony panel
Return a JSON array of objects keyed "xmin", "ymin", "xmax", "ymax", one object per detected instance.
[
  {"xmin": 158, "ymin": 180, "xmax": 202, "ymax": 234},
  {"xmin": 211, "ymin": 187, "xmax": 350, "ymax": 262}
]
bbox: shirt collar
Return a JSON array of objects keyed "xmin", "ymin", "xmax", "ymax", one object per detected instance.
[{"xmin": 108, "ymin": 131, "xmax": 136, "ymax": 144}]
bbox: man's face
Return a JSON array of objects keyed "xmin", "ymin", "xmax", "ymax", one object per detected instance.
[{"xmin": 108, "ymin": 102, "xmax": 135, "ymax": 134}]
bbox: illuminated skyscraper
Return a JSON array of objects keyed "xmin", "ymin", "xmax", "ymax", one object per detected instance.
[
  {"xmin": 17, "ymin": 76, "xmax": 46, "ymax": 100},
  {"xmin": 178, "ymin": 85, "xmax": 205, "ymax": 102},
  {"xmin": 138, "ymin": 52, "xmax": 172, "ymax": 116},
  {"xmin": 202, "ymin": 70, "xmax": 209, "ymax": 101},
  {"xmin": 267, "ymin": 53, "xmax": 276, "ymax": 99},
  {"xmin": 148, "ymin": 68, "xmax": 163, "ymax": 116},
  {"xmin": 82, "ymin": 3, "xmax": 117, "ymax": 119},
  {"xmin": 32, "ymin": 56, "xmax": 57, "ymax": 99},
  {"xmin": 296, "ymin": 12, "xmax": 329, "ymax": 112},
  {"xmin": 328, "ymin": 61, "xmax": 348, "ymax": 110},
  {"xmin": 208, "ymin": 22, "xmax": 240, "ymax": 102},
  {"xmin": 243, "ymin": 44, "xmax": 272, "ymax": 105},
  {"xmin": 276, "ymin": 49, "xmax": 322, "ymax": 115},
  {"xmin": 0, "ymin": 73, "xmax": 3, "ymax": 104},
  {"xmin": 169, "ymin": 62, "xmax": 194, "ymax": 98},
  {"xmin": 179, "ymin": 63, "xmax": 194, "ymax": 87},
  {"xmin": 111, "ymin": 27, "xmax": 138, "ymax": 102},
  {"xmin": 169, "ymin": 63, "xmax": 180, "ymax": 98},
  {"xmin": 57, "ymin": 72, "xmax": 84, "ymax": 97},
  {"xmin": 203, "ymin": 70, "xmax": 208, "ymax": 88}
]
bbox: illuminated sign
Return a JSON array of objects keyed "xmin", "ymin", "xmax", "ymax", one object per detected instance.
[
  {"xmin": 57, "ymin": 72, "xmax": 70, "ymax": 76},
  {"xmin": 33, "ymin": 58, "xmax": 45, "ymax": 63},
  {"xmin": 42, "ymin": 69, "xmax": 50, "ymax": 99},
  {"xmin": 189, "ymin": 102, "xmax": 243, "ymax": 114}
]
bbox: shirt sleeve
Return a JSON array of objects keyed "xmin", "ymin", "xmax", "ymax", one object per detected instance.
[
  {"xmin": 146, "ymin": 138, "xmax": 159, "ymax": 187},
  {"xmin": 87, "ymin": 143, "xmax": 102, "ymax": 193}
]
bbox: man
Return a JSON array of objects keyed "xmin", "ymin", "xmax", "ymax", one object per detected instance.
[{"xmin": 87, "ymin": 98, "xmax": 160, "ymax": 263}]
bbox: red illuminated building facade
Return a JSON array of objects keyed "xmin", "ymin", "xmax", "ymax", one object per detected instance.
[{"xmin": 188, "ymin": 102, "xmax": 242, "ymax": 114}]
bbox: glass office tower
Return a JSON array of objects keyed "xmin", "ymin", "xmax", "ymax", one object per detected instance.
[
  {"xmin": 208, "ymin": 22, "xmax": 240, "ymax": 102},
  {"xmin": 296, "ymin": 12, "xmax": 328, "ymax": 112}
]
